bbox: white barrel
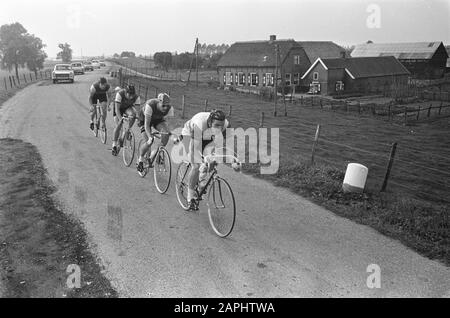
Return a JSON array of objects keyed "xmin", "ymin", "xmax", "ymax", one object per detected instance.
[{"xmin": 342, "ymin": 163, "xmax": 368, "ymax": 193}]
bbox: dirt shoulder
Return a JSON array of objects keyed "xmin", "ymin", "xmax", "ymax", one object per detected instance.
[{"xmin": 0, "ymin": 138, "xmax": 117, "ymax": 297}]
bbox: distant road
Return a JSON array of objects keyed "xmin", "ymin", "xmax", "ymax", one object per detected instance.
[{"xmin": 0, "ymin": 64, "xmax": 449, "ymax": 297}]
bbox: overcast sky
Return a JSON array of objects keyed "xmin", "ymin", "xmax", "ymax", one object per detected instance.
[{"xmin": 0, "ymin": 0, "xmax": 448, "ymax": 58}]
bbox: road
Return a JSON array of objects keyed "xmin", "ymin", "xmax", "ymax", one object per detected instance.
[{"xmin": 0, "ymin": 65, "xmax": 449, "ymax": 297}]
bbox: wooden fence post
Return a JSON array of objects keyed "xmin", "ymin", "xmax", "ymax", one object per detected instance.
[
  {"xmin": 16, "ymin": 75, "xmax": 20, "ymax": 85},
  {"xmin": 228, "ymin": 105, "xmax": 232, "ymax": 117},
  {"xmin": 145, "ymin": 86, "xmax": 148, "ymax": 101},
  {"xmin": 388, "ymin": 102, "xmax": 391, "ymax": 120},
  {"xmin": 311, "ymin": 124, "xmax": 321, "ymax": 165},
  {"xmin": 204, "ymin": 99, "xmax": 208, "ymax": 112},
  {"xmin": 404, "ymin": 106, "xmax": 407, "ymax": 125},
  {"xmin": 4, "ymin": 78, "xmax": 7, "ymax": 90},
  {"xmin": 12, "ymin": 76, "xmax": 16, "ymax": 87},
  {"xmin": 439, "ymin": 101, "xmax": 443, "ymax": 115},
  {"xmin": 181, "ymin": 95, "xmax": 185, "ymax": 119},
  {"xmin": 29, "ymin": 73, "xmax": 33, "ymax": 82},
  {"xmin": 155, "ymin": 87, "xmax": 157, "ymax": 98},
  {"xmin": 427, "ymin": 103, "xmax": 432, "ymax": 117},
  {"xmin": 260, "ymin": 112, "xmax": 265, "ymax": 127},
  {"xmin": 23, "ymin": 73, "xmax": 26, "ymax": 83},
  {"xmin": 284, "ymin": 98, "xmax": 287, "ymax": 116},
  {"xmin": 416, "ymin": 106, "xmax": 420, "ymax": 120},
  {"xmin": 380, "ymin": 142, "xmax": 398, "ymax": 192},
  {"xmin": 9, "ymin": 76, "xmax": 13, "ymax": 88}
]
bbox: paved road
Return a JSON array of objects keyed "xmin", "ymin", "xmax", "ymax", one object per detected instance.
[{"xmin": 0, "ymin": 65, "xmax": 449, "ymax": 297}]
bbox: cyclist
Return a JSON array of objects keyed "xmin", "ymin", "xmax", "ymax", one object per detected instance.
[
  {"xmin": 136, "ymin": 93, "xmax": 174, "ymax": 173},
  {"xmin": 89, "ymin": 77, "xmax": 111, "ymax": 131},
  {"xmin": 178, "ymin": 110, "xmax": 230, "ymax": 211},
  {"xmin": 111, "ymin": 84, "xmax": 141, "ymax": 156}
]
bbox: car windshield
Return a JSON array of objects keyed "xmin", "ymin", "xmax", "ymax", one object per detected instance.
[
  {"xmin": 84, "ymin": 62, "xmax": 91, "ymax": 65},
  {"xmin": 72, "ymin": 64, "xmax": 81, "ymax": 67},
  {"xmin": 56, "ymin": 65, "xmax": 71, "ymax": 70}
]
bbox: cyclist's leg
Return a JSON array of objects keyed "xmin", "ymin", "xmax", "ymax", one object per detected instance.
[
  {"xmin": 149, "ymin": 121, "xmax": 169, "ymax": 161},
  {"xmin": 138, "ymin": 125, "xmax": 150, "ymax": 162},
  {"xmin": 99, "ymin": 101, "xmax": 107, "ymax": 128},
  {"xmin": 89, "ymin": 101, "xmax": 97, "ymax": 129},
  {"xmin": 112, "ymin": 108, "xmax": 124, "ymax": 148},
  {"xmin": 186, "ymin": 138, "xmax": 209, "ymax": 206},
  {"xmin": 125, "ymin": 107, "xmax": 136, "ymax": 131}
]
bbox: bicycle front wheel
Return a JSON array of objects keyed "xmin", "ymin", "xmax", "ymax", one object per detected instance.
[
  {"xmin": 100, "ymin": 125, "xmax": 107, "ymax": 144},
  {"xmin": 207, "ymin": 177, "xmax": 236, "ymax": 238},
  {"xmin": 122, "ymin": 130, "xmax": 135, "ymax": 167},
  {"xmin": 175, "ymin": 161, "xmax": 191, "ymax": 210},
  {"xmin": 154, "ymin": 147, "xmax": 172, "ymax": 194}
]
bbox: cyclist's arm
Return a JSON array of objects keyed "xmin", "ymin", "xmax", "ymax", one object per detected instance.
[
  {"xmin": 114, "ymin": 92, "xmax": 122, "ymax": 118},
  {"xmin": 88, "ymin": 85, "xmax": 96, "ymax": 106}
]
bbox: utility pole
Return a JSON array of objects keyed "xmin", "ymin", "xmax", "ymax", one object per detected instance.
[
  {"xmin": 196, "ymin": 39, "xmax": 199, "ymax": 87},
  {"xmin": 187, "ymin": 38, "xmax": 199, "ymax": 86},
  {"xmin": 274, "ymin": 44, "xmax": 279, "ymax": 116}
]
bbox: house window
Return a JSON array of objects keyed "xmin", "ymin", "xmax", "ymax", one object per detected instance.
[
  {"xmin": 225, "ymin": 72, "xmax": 231, "ymax": 85},
  {"xmin": 250, "ymin": 73, "xmax": 258, "ymax": 86},
  {"xmin": 335, "ymin": 81, "xmax": 344, "ymax": 91},
  {"xmin": 313, "ymin": 72, "xmax": 319, "ymax": 81},
  {"xmin": 293, "ymin": 73, "xmax": 300, "ymax": 85},
  {"xmin": 247, "ymin": 74, "xmax": 251, "ymax": 85},
  {"xmin": 266, "ymin": 73, "xmax": 274, "ymax": 86},
  {"xmin": 238, "ymin": 72, "xmax": 244, "ymax": 86},
  {"xmin": 294, "ymin": 55, "xmax": 300, "ymax": 65},
  {"xmin": 285, "ymin": 73, "xmax": 291, "ymax": 86},
  {"xmin": 235, "ymin": 74, "xmax": 238, "ymax": 85},
  {"xmin": 230, "ymin": 73, "xmax": 233, "ymax": 85}
]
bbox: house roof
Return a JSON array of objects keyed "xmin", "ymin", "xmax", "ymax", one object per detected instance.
[
  {"xmin": 302, "ymin": 56, "xmax": 411, "ymax": 80},
  {"xmin": 297, "ymin": 41, "xmax": 346, "ymax": 64},
  {"xmin": 217, "ymin": 40, "xmax": 345, "ymax": 68},
  {"xmin": 351, "ymin": 42, "xmax": 447, "ymax": 60}
]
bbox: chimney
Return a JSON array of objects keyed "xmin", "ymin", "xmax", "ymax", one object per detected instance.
[{"xmin": 269, "ymin": 35, "xmax": 277, "ymax": 42}]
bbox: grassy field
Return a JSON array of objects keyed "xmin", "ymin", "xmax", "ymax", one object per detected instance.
[
  {"xmin": 120, "ymin": 73, "xmax": 450, "ymax": 264},
  {"xmin": 110, "ymin": 57, "xmax": 219, "ymax": 83}
]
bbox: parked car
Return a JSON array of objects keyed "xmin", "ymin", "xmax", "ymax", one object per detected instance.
[
  {"xmin": 71, "ymin": 62, "xmax": 85, "ymax": 75},
  {"xmin": 83, "ymin": 61, "xmax": 94, "ymax": 71},
  {"xmin": 52, "ymin": 64, "xmax": 74, "ymax": 83},
  {"xmin": 91, "ymin": 60, "xmax": 101, "ymax": 69},
  {"xmin": 100, "ymin": 60, "xmax": 106, "ymax": 67}
]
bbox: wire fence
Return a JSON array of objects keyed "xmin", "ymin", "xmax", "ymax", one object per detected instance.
[{"xmin": 114, "ymin": 66, "xmax": 450, "ymax": 206}]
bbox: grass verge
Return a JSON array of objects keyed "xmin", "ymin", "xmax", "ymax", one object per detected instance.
[
  {"xmin": 242, "ymin": 159, "xmax": 449, "ymax": 266},
  {"xmin": 0, "ymin": 138, "xmax": 117, "ymax": 297}
]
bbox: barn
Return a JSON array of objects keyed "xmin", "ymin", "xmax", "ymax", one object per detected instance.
[
  {"xmin": 351, "ymin": 42, "xmax": 448, "ymax": 79},
  {"xmin": 301, "ymin": 56, "xmax": 410, "ymax": 96},
  {"xmin": 217, "ymin": 35, "xmax": 346, "ymax": 93}
]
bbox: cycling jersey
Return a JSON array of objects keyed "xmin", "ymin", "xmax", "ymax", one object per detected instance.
[
  {"xmin": 114, "ymin": 89, "xmax": 141, "ymax": 116},
  {"xmin": 181, "ymin": 112, "xmax": 229, "ymax": 141},
  {"xmin": 137, "ymin": 99, "xmax": 174, "ymax": 133},
  {"xmin": 90, "ymin": 81, "xmax": 110, "ymax": 103}
]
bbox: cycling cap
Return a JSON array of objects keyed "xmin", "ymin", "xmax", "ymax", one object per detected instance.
[
  {"xmin": 126, "ymin": 85, "xmax": 135, "ymax": 95},
  {"xmin": 157, "ymin": 93, "xmax": 170, "ymax": 105},
  {"xmin": 209, "ymin": 109, "xmax": 226, "ymax": 122}
]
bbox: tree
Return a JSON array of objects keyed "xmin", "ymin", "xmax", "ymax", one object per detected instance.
[
  {"xmin": 0, "ymin": 22, "xmax": 47, "ymax": 78},
  {"xmin": 113, "ymin": 53, "xmax": 120, "ymax": 58},
  {"xmin": 57, "ymin": 43, "xmax": 72, "ymax": 63},
  {"xmin": 120, "ymin": 51, "xmax": 135, "ymax": 58},
  {"xmin": 153, "ymin": 51, "xmax": 172, "ymax": 71}
]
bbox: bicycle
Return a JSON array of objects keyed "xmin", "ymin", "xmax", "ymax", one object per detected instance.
[
  {"xmin": 93, "ymin": 103, "xmax": 107, "ymax": 144},
  {"xmin": 175, "ymin": 147, "xmax": 241, "ymax": 237},
  {"xmin": 137, "ymin": 131, "xmax": 172, "ymax": 194},
  {"xmin": 112, "ymin": 115, "xmax": 135, "ymax": 167}
]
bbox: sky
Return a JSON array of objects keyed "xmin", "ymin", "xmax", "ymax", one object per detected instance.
[{"xmin": 0, "ymin": 0, "xmax": 449, "ymax": 58}]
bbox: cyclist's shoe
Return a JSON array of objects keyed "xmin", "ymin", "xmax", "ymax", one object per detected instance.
[
  {"xmin": 112, "ymin": 146, "xmax": 118, "ymax": 156},
  {"xmin": 188, "ymin": 199, "xmax": 199, "ymax": 211},
  {"xmin": 136, "ymin": 161, "xmax": 144, "ymax": 173},
  {"xmin": 90, "ymin": 122, "xmax": 94, "ymax": 131}
]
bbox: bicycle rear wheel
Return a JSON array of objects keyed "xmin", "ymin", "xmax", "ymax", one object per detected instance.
[
  {"xmin": 122, "ymin": 130, "xmax": 135, "ymax": 167},
  {"xmin": 175, "ymin": 161, "xmax": 191, "ymax": 210},
  {"xmin": 207, "ymin": 177, "xmax": 236, "ymax": 238},
  {"xmin": 154, "ymin": 147, "xmax": 171, "ymax": 194}
]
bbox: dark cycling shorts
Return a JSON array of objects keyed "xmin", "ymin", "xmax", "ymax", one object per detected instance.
[
  {"xmin": 113, "ymin": 105, "xmax": 133, "ymax": 118},
  {"xmin": 138, "ymin": 118, "xmax": 166, "ymax": 134},
  {"xmin": 92, "ymin": 93, "xmax": 107, "ymax": 103}
]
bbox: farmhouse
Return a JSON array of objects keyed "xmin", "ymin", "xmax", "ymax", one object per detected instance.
[
  {"xmin": 217, "ymin": 35, "xmax": 346, "ymax": 93},
  {"xmin": 301, "ymin": 56, "xmax": 410, "ymax": 96},
  {"xmin": 351, "ymin": 42, "xmax": 448, "ymax": 79}
]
